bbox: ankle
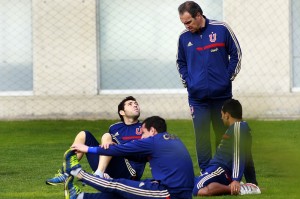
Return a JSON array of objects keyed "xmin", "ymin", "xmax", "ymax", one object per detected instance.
[{"xmin": 70, "ymin": 168, "xmax": 82, "ymax": 177}]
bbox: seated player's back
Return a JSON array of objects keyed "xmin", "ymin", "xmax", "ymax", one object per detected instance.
[{"xmin": 145, "ymin": 133, "xmax": 194, "ymax": 194}]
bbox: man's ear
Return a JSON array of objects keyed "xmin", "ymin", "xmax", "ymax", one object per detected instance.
[
  {"xmin": 224, "ymin": 112, "xmax": 230, "ymax": 120},
  {"xmin": 150, "ymin": 127, "xmax": 157, "ymax": 135},
  {"xmin": 119, "ymin": 110, "xmax": 125, "ymax": 116},
  {"xmin": 195, "ymin": 12, "xmax": 202, "ymax": 18}
]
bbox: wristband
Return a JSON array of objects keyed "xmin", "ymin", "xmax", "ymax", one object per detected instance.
[{"xmin": 88, "ymin": 147, "xmax": 98, "ymax": 153}]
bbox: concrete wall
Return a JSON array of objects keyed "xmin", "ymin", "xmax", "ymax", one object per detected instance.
[
  {"xmin": 32, "ymin": 0, "xmax": 98, "ymax": 96},
  {"xmin": 1, "ymin": 0, "xmax": 299, "ymax": 120}
]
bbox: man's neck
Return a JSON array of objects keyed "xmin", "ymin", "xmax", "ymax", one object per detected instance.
[
  {"xmin": 229, "ymin": 118, "xmax": 242, "ymax": 126},
  {"xmin": 123, "ymin": 118, "xmax": 138, "ymax": 125}
]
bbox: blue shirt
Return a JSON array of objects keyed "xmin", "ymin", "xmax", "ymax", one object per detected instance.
[
  {"xmin": 208, "ymin": 121, "xmax": 249, "ymax": 181},
  {"xmin": 89, "ymin": 132, "xmax": 194, "ymax": 195},
  {"xmin": 109, "ymin": 121, "xmax": 143, "ymax": 144},
  {"xmin": 107, "ymin": 121, "xmax": 145, "ymax": 179},
  {"xmin": 177, "ymin": 17, "xmax": 242, "ymax": 100}
]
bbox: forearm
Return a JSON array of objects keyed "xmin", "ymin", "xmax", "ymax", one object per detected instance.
[{"xmin": 87, "ymin": 146, "xmax": 123, "ymax": 156}]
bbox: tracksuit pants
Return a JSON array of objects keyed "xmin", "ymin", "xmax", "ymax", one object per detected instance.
[
  {"xmin": 79, "ymin": 170, "xmax": 172, "ymax": 199},
  {"xmin": 188, "ymin": 98, "xmax": 228, "ymax": 171}
]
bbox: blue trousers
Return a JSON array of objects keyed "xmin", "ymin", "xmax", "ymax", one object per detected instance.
[
  {"xmin": 188, "ymin": 98, "xmax": 229, "ymax": 171},
  {"xmin": 80, "ymin": 170, "xmax": 172, "ymax": 199}
]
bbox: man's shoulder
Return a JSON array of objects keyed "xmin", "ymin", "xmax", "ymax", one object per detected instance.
[
  {"xmin": 179, "ymin": 29, "xmax": 191, "ymax": 38},
  {"xmin": 228, "ymin": 121, "xmax": 250, "ymax": 135},
  {"xmin": 206, "ymin": 19, "xmax": 230, "ymax": 33},
  {"xmin": 109, "ymin": 121, "xmax": 124, "ymax": 129},
  {"xmin": 208, "ymin": 19, "xmax": 227, "ymax": 27},
  {"xmin": 239, "ymin": 121, "xmax": 251, "ymax": 132}
]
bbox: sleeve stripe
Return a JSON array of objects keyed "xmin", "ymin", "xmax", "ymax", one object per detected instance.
[
  {"xmin": 176, "ymin": 30, "xmax": 189, "ymax": 87},
  {"xmin": 210, "ymin": 21, "xmax": 242, "ymax": 77},
  {"xmin": 233, "ymin": 122, "xmax": 241, "ymax": 178}
]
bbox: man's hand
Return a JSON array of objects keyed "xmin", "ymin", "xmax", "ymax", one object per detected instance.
[
  {"xmin": 71, "ymin": 143, "xmax": 89, "ymax": 153},
  {"xmin": 101, "ymin": 142, "xmax": 116, "ymax": 149},
  {"xmin": 229, "ymin": 180, "xmax": 241, "ymax": 195}
]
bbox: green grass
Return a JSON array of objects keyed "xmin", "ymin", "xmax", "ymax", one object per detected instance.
[{"xmin": 0, "ymin": 119, "xmax": 299, "ymax": 198}]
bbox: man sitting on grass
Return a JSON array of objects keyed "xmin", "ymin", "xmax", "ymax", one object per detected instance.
[
  {"xmin": 46, "ymin": 96, "xmax": 145, "ymax": 186},
  {"xmin": 193, "ymin": 99, "xmax": 261, "ymax": 196}
]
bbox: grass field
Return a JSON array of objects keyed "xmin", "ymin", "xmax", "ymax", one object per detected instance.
[{"xmin": 0, "ymin": 119, "xmax": 299, "ymax": 199}]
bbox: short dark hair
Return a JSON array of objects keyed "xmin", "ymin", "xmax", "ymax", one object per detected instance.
[
  {"xmin": 142, "ymin": 116, "xmax": 167, "ymax": 133},
  {"xmin": 178, "ymin": 1, "xmax": 203, "ymax": 18},
  {"xmin": 222, "ymin": 99, "xmax": 243, "ymax": 119},
  {"xmin": 118, "ymin": 96, "xmax": 137, "ymax": 122}
]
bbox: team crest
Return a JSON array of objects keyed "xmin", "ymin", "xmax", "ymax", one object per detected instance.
[
  {"xmin": 136, "ymin": 127, "xmax": 142, "ymax": 135},
  {"xmin": 209, "ymin": 32, "xmax": 217, "ymax": 42}
]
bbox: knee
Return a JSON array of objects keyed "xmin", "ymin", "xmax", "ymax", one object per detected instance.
[
  {"xmin": 78, "ymin": 130, "xmax": 88, "ymax": 137},
  {"xmin": 74, "ymin": 131, "xmax": 87, "ymax": 143},
  {"xmin": 101, "ymin": 133, "xmax": 113, "ymax": 144}
]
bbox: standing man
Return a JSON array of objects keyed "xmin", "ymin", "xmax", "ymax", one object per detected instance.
[
  {"xmin": 65, "ymin": 116, "xmax": 195, "ymax": 199},
  {"xmin": 193, "ymin": 99, "xmax": 261, "ymax": 196},
  {"xmin": 176, "ymin": 1, "xmax": 242, "ymax": 171}
]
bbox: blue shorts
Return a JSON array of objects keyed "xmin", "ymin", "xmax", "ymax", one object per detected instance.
[{"xmin": 193, "ymin": 165, "xmax": 231, "ymax": 196}]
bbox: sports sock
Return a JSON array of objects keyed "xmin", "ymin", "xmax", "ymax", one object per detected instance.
[
  {"xmin": 77, "ymin": 192, "xmax": 84, "ymax": 199},
  {"xmin": 94, "ymin": 169, "xmax": 104, "ymax": 178},
  {"xmin": 70, "ymin": 168, "xmax": 82, "ymax": 177}
]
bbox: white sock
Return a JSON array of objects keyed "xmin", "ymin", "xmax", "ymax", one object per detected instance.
[
  {"xmin": 70, "ymin": 168, "xmax": 82, "ymax": 176},
  {"xmin": 94, "ymin": 169, "xmax": 104, "ymax": 178},
  {"xmin": 77, "ymin": 192, "xmax": 84, "ymax": 199}
]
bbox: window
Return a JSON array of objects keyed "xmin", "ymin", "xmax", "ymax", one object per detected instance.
[
  {"xmin": 97, "ymin": 0, "xmax": 222, "ymax": 92},
  {"xmin": 292, "ymin": 0, "xmax": 300, "ymax": 90},
  {"xmin": 0, "ymin": 0, "xmax": 33, "ymax": 93}
]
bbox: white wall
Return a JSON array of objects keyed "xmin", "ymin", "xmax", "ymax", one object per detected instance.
[
  {"xmin": 0, "ymin": 0, "xmax": 300, "ymax": 120},
  {"xmin": 32, "ymin": 0, "xmax": 98, "ymax": 96}
]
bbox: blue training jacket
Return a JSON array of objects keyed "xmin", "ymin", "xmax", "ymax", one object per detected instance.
[
  {"xmin": 88, "ymin": 132, "xmax": 194, "ymax": 196},
  {"xmin": 209, "ymin": 121, "xmax": 249, "ymax": 182},
  {"xmin": 177, "ymin": 17, "xmax": 242, "ymax": 100}
]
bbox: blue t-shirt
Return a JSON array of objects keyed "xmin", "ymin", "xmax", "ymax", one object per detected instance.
[{"xmin": 106, "ymin": 121, "xmax": 145, "ymax": 180}]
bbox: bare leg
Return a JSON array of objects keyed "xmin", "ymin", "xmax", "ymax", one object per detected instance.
[
  {"xmin": 72, "ymin": 131, "xmax": 87, "ymax": 161},
  {"xmin": 198, "ymin": 182, "xmax": 231, "ymax": 196},
  {"xmin": 95, "ymin": 133, "xmax": 113, "ymax": 176}
]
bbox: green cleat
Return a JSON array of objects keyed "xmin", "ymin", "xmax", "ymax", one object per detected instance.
[
  {"xmin": 64, "ymin": 176, "xmax": 82, "ymax": 199},
  {"xmin": 63, "ymin": 149, "xmax": 81, "ymax": 174}
]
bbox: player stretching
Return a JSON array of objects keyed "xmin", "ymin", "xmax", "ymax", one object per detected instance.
[
  {"xmin": 46, "ymin": 96, "xmax": 145, "ymax": 187},
  {"xmin": 193, "ymin": 99, "xmax": 261, "ymax": 196},
  {"xmin": 64, "ymin": 116, "xmax": 194, "ymax": 199}
]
